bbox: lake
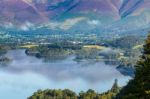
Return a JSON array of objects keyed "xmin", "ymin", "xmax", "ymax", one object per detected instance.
[{"xmin": 0, "ymin": 49, "xmax": 131, "ymax": 99}]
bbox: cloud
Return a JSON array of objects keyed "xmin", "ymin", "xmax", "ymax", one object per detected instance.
[
  {"xmin": 4, "ymin": 22, "xmax": 14, "ymax": 29},
  {"xmin": 38, "ymin": 17, "xmax": 87, "ymax": 30},
  {"xmin": 87, "ymin": 20, "xmax": 101, "ymax": 25},
  {"xmin": 19, "ymin": 21, "xmax": 34, "ymax": 31},
  {"xmin": 59, "ymin": 17, "xmax": 87, "ymax": 30},
  {"xmin": 20, "ymin": 25, "xmax": 29, "ymax": 31}
]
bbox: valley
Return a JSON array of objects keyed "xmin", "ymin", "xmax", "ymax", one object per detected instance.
[{"xmin": 1, "ymin": 0, "xmax": 150, "ymax": 99}]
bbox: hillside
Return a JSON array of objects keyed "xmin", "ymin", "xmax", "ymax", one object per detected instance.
[
  {"xmin": 116, "ymin": 33, "xmax": 150, "ymax": 99},
  {"xmin": 1, "ymin": 0, "xmax": 150, "ymax": 34}
]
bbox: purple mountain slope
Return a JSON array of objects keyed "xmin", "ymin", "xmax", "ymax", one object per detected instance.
[{"xmin": 0, "ymin": 0, "xmax": 150, "ymax": 32}]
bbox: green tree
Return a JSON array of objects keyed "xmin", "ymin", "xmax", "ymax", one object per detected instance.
[
  {"xmin": 28, "ymin": 89, "xmax": 77, "ymax": 99},
  {"xmin": 116, "ymin": 33, "xmax": 150, "ymax": 99},
  {"xmin": 111, "ymin": 79, "xmax": 120, "ymax": 93}
]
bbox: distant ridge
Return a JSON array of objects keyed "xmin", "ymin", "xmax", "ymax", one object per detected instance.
[{"xmin": 0, "ymin": 0, "xmax": 150, "ymax": 33}]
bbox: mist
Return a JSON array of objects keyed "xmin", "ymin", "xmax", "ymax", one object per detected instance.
[{"xmin": 0, "ymin": 49, "xmax": 131, "ymax": 99}]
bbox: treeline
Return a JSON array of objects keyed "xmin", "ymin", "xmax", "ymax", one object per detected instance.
[
  {"xmin": 108, "ymin": 35, "xmax": 144, "ymax": 49},
  {"xmin": 0, "ymin": 45, "xmax": 10, "ymax": 55},
  {"xmin": 25, "ymin": 42, "xmax": 80, "ymax": 60},
  {"xmin": 25, "ymin": 42, "xmax": 105, "ymax": 61},
  {"xmin": 28, "ymin": 79, "xmax": 120, "ymax": 99},
  {"xmin": 28, "ymin": 89, "xmax": 118, "ymax": 99}
]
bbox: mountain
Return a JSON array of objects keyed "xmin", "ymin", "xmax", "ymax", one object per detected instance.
[{"xmin": 0, "ymin": 0, "xmax": 150, "ymax": 33}]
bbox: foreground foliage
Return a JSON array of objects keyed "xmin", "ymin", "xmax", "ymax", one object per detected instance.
[
  {"xmin": 116, "ymin": 33, "xmax": 150, "ymax": 99},
  {"xmin": 28, "ymin": 80, "xmax": 120, "ymax": 99},
  {"xmin": 28, "ymin": 89, "xmax": 118, "ymax": 99}
]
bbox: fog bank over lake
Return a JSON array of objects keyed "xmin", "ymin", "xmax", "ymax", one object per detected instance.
[{"xmin": 0, "ymin": 49, "xmax": 131, "ymax": 99}]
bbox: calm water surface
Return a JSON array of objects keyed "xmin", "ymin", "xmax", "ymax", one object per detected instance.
[{"xmin": 0, "ymin": 49, "xmax": 131, "ymax": 99}]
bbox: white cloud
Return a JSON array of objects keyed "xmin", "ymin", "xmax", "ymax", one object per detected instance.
[
  {"xmin": 20, "ymin": 21, "xmax": 34, "ymax": 31},
  {"xmin": 20, "ymin": 25, "xmax": 29, "ymax": 31},
  {"xmin": 41, "ymin": 22, "xmax": 59, "ymax": 30},
  {"xmin": 39, "ymin": 17, "xmax": 87, "ymax": 30},
  {"xmin": 87, "ymin": 20, "xmax": 101, "ymax": 25},
  {"xmin": 25, "ymin": 21, "xmax": 34, "ymax": 27},
  {"xmin": 59, "ymin": 17, "xmax": 87, "ymax": 30},
  {"xmin": 4, "ymin": 22, "xmax": 14, "ymax": 28}
]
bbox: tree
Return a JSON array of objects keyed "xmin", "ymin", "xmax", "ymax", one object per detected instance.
[
  {"xmin": 116, "ymin": 33, "xmax": 150, "ymax": 99},
  {"xmin": 28, "ymin": 89, "xmax": 77, "ymax": 99},
  {"xmin": 111, "ymin": 79, "xmax": 120, "ymax": 93}
]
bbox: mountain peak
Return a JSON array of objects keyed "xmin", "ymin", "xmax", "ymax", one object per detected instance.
[{"xmin": 0, "ymin": 0, "xmax": 150, "ymax": 32}]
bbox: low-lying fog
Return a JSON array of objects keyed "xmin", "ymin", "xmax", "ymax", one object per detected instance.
[{"xmin": 0, "ymin": 49, "xmax": 131, "ymax": 99}]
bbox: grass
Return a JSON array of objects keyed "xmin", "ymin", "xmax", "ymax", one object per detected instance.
[
  {"xmin": 83, "ymin": 45, "xmax": 106, "ymax": 50},
  {"xmin": 20, "ymin": 44, "xmax": 39, "ymax": 48},
  {"xmin": 133, "ymin": 44, "xmax": 143, "ymax": 50}
]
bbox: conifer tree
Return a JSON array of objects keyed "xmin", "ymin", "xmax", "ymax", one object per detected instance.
[
  {"xmin": 116, "ymin": 33, "xmax": 150, "ymax": 99},
  {"xmin": 111, "ymin": 79, "xmax": 120, "ymax": 93}
]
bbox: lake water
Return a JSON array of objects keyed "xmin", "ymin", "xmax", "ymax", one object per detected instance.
[{"xmin": 0, "ymin": 49, "xmax": 131, "ymax": 99}]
